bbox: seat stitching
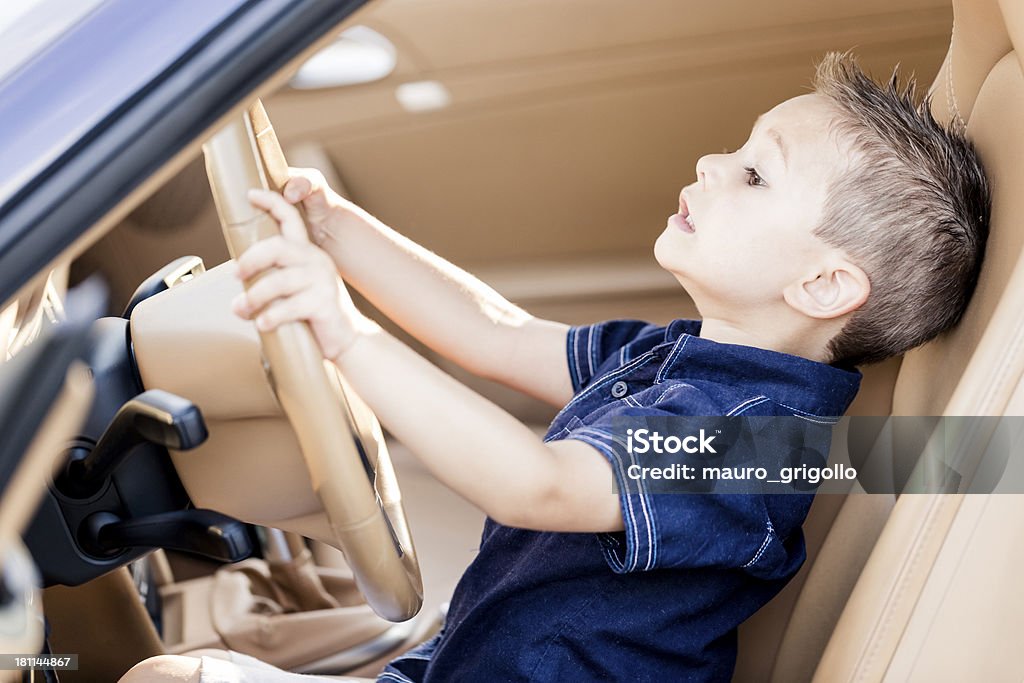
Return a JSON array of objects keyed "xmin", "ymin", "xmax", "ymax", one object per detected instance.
[
  {"xmin": 855, "ymin": 495, "xmax": 948, "ymax": 681},
  {"xmin": 979, "ymin": 309, "xmax": 1024, "ymax": 415},
  {"xmin": 945, "ymin": 19, "xmax": 966, "ymax": 128}
]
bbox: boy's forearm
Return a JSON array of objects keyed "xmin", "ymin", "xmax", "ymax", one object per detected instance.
[
  {"xmin": 330, "ymin": 326, "xmax": 620, "ymax": 532},
  {"xmin": 318, "ymin": 208, "xmax": 572, "ymax": 406}
]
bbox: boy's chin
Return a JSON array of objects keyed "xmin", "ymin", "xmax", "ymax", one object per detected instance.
[
  {"xmin": 653, "ymin": 231, "xmax": 673, "ymax": 266},
  {"xmin": 653, "ymin": 233, "xmax": 688, "ymax": 274}
]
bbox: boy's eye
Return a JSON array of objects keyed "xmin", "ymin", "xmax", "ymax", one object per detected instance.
[{"xmin": 744, "ymin": 167, "xmax": 766, "ymax": 187}]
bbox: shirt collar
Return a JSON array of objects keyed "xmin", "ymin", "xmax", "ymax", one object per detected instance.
[{"xmin": 655, "ymin": 319, "xmax": 862, "ymax": 417}]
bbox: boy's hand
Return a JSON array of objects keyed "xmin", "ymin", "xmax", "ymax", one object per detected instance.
[
  {"xmin": 281, "ymin": 167, "xmax": 370, "ymax": 246},
  {"xmin": 280, "ymin": 167, "xmax": 339, "ymax": 243},
  {"xmin": 231, "ymin": 189, "xmax": 371, "ymax": 362}
]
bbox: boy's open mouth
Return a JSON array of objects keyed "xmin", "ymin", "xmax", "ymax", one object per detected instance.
[{"xmin": 670, "ymin": 195, "xmax": 695, "ymax": 233}]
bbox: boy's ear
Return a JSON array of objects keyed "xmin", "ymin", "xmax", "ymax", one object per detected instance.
[{"xmin": 783, "ymin": 259, "xmax": 870, "ymax": 320}]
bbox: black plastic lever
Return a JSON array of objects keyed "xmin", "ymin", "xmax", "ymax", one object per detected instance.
[
  {"xmin": 82, "ymin": 509, "xmax": 252, "ymax": 563},
  {"xmin": 122, "ymin": 255, "xmax": 205, "ymax": 319},
  {"xmin": 59, "ymin": 389, "xmax": 207, "ymax": 498}
]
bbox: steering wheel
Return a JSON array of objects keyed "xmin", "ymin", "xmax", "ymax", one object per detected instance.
[{"xmin": 200, "ymin": 101, "xmax": 422, "ymax": 622}]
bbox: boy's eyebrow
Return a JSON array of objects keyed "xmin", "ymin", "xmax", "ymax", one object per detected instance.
[
  {"xmin": 753, "ymin": 115, "xmax": 788, "ymax": 171},
  {"xmin": 766, "ymin": 129, "xmax": 788, "ymax": 170}
]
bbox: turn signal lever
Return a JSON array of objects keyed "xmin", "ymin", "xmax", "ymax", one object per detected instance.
[
  {"xmin": 81, "ymin": 509, "xmax": 252, "ymax": 562},
  {"xmin": 58, "ymin": 389, "xmax": 207, "ymax": 498}
]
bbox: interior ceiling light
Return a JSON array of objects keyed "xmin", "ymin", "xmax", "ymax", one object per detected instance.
[
  {"xmin": 289, "ymin": 25, "xmax": 396, "ymax": 90},
  {"xmin": 395, "ymin": 80, "xmax": 452, "ymax": 113}
]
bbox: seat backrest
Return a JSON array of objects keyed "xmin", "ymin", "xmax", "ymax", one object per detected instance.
[
  {"xmin": 811, "ymin": 1, "xmax": 1024, "ymax": 680},
  {"xmin": 736, "ymin": 2, "xmax": 1024, "ymax": 680}
]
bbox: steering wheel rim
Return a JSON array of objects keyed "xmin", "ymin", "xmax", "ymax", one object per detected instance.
[{"xmin": 201, "ymin": 101, "xmax": 422, "ymax": 622}]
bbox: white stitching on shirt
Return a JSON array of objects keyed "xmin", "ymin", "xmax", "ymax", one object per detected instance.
[
  {"xmin": 742, "ymin": 520, "xmax": 776, "ymax": 568},
  {"xmin": 654, "ymin": 382, "xmax": 683, "ymax": 403},
  {"xmin": 795, "ymin": 414, "xmax": 838, "ymax": 424},
  {"xmin": 571, "ymin": 327, "xmax": 583, "ymax": 391},
  {"xmin": 570, "ymin": 430, "xmax": 643, "ymax": 571},
  {"xmin": 774, "ymin": 400, "xmax": 840, "ymax": 423},
  {"xmin": 586, "ymin": 324, "xmax": 596, "ymax": 378},
  {"xmin": 605, "ymin": 425, "xmax": 657, "ymax": 571},
  {"xmin": 379, "ymin": 673, "xmax": 417, "ymax": 683},
  {"xmin": 727, "ymin": 396, "xmax": 770, "ymax": 416},
  {"xmin": 655, "ymin": 335, "xmax": 691, "ymax": 383},
  {"xmin": 574, "ymin": 426, "xmax": 657, "ymax": 571}
]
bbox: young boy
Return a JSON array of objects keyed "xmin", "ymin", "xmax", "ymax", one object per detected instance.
[{"xmin": 123, "ymin": 52, "xmax": 989, "ymax": 682}]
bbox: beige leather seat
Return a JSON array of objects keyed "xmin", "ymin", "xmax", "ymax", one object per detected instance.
[{"xmin": 734, "ymin": 1, "xmax": 1024, "ymax": 680}]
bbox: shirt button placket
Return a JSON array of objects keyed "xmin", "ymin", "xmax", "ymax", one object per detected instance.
[{"xmin": 611, "ymin": 381, "xmax": 629, "ymax": 398}]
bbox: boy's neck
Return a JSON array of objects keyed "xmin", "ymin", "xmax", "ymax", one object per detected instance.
[{"xmin": 696, "ymin": 316, "xmax": 835, "ymax": 364}]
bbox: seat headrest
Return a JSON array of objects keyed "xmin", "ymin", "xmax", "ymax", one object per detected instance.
[{"xmin": 893, "ymin": 0, "xmax": 1024, "ymax": 417}]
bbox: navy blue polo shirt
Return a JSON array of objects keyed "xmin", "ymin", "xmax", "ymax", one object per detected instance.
[{"xmin": 381, "ymin": 319, "xmax": 861, "ymax": 682}]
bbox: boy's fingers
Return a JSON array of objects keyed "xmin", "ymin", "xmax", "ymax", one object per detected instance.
[
  {"xmin": 231, "ymin": 292, "xmax": 252, "ymax": 319},
  {"xmin": 239, "ymin": 267, "xmax": 310, "ymax": 314},
  {"xmin": 235, "ymin": 236, "xmax": 302, "ymax": 280},
  {"xmin": 253, "ymin": 291, "xmax": 318, "ymax": 332},
  {"xmin": 248, "ymin": 189, "xmax": 310, "ymax": 244}
]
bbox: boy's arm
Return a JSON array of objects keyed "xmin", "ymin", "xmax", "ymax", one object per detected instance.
[
  {"xmin": 337, "ymin": 325, "xmax": 624, "ymax": 533},
  {"xmin": 280, "ymin": 170, "xmax": 574, "ymax": 409},
  {"xmin": 235, "ymin": 189, "xmax": 623, "ymax": 532}
]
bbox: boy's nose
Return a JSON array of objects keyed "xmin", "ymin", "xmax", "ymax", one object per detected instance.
[{"xmin": 695, "ymin": 154, "xmax": 719, "ymax": 189}]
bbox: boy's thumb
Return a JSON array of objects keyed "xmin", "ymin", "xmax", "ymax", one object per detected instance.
[{"xmin": 284, "ymin": 176, "xmax": 311, "ymax": 202}]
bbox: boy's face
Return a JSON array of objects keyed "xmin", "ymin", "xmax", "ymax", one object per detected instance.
[{"xmin": 655, "ymin": 93, "xmax": 853, "ymax": 318}]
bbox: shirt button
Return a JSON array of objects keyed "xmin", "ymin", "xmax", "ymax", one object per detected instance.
[{"xmin": 611, "ymin": 381, "xmax": 629, "ymax": 398}]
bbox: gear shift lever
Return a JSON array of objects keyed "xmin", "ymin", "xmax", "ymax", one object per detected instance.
[{"xmin": 58, "ymin": 389, "xmax": 207, "ymax": 498}]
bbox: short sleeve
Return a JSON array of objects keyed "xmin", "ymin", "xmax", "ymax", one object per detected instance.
[
  {"xmin": 564, "ymin": 389, "xmax": 814, "ymax": 579},
  {"xmin": 566, "ymin": 320, "xmax": 662, "ymax": 393}
]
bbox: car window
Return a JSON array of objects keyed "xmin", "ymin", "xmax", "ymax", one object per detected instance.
[
  {"xmin": 0, "ymin": 0, "xmax": 106, "ymax": 83},
  {"xmin": 0, "ymin": 0, "xmax": 368, "ymax": 309},
  {"xmin": 0, "ymin": 0, "xmax": 246, "ymax": 207}
]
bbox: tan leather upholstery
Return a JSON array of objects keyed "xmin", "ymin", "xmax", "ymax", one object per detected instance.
[
  {"xmin": 159, "ymin": 550, "xmax": 411, "ymax": 672},
  {"xmin": 812, "ymin": 3, "xmax": 1024, "ymax": 679}
]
